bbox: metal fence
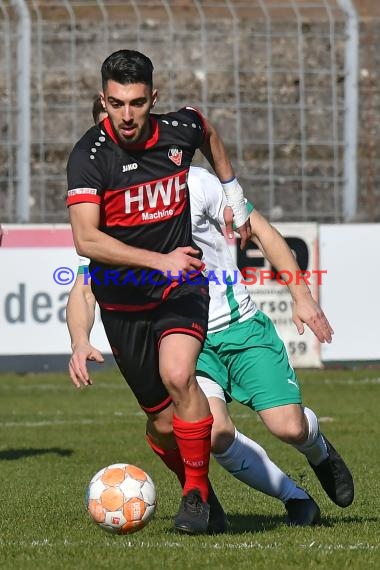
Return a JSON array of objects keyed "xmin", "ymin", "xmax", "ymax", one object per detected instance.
[{"xmin": 0, "ymin": 1, "xmax": 365, "ymax": 223}]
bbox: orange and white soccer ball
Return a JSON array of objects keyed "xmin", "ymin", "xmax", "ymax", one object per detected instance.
[{"xmin": 86, "ymin": 463, "xmax": 157, "ymax": 534}]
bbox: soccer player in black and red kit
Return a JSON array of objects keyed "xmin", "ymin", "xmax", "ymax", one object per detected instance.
[{"xmin": 66, "ymin": 50, "xmax": 251, "ymax": 534}]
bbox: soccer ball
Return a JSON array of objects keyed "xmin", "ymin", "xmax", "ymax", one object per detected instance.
[{"xmin": 86, "ymin": 463, "xmax": 157, "ymax": 534}]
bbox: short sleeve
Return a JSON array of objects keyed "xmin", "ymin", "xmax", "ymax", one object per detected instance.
[
  {"xmin": 66, "ymin": 145, "xmax": 104, "ymax": 207},
  {"xmin": 176, "ymin": 106, "xmax": 207, "ymax": 147}
]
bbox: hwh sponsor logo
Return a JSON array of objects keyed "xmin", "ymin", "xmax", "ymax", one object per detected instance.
[{"xmin": 125, "ymin": 173, "xmax": 187, "ymax": 213}]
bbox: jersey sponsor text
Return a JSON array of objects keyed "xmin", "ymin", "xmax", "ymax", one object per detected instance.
[
  {"xmin": 124, "ymin": 171, "xmax": 187, "ymax": 213},
  {"xmin": 101, "ymin": 170, "xmax": 189, "ymax": 227}
]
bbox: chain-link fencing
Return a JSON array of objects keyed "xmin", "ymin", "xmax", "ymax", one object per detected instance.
[{"xmin": 1, "ymin": 1, "xmax": 377, "ymax": 223}]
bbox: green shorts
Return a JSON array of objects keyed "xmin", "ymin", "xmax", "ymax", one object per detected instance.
[{"xmin": 196, "ymin": 310, "xmax": 302, "ymax": 412}]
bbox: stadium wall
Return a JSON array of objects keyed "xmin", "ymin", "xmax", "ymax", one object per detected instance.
[{"xmin": 1, "ymin": 0, "xmax": 380, "ymax": 224}]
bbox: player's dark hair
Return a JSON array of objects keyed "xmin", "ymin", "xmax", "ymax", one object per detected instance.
[
  {"xmin": 92, "ymin": 95, "xmax": 105, "ymax": 124},
  {"xmin": 101, "ymin": 50, "xmax": 154, "ymax": 90}
]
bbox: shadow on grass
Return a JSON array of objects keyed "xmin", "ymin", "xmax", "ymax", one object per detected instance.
[
  {"xmin": 315, "ymin": 514, "xmax": 380, "ymax": 526},
  {"xmin": 228, "ymin": 513, "xmax": 380, "ymax": 533},
  {"xmin": 162, "ymin": 512, "xmax": 378, "ymax": 535},
  {"xmin": 225, "ymin": 513, "xmax": 292, "ymax": 533},
  {"xmin": 162, "ymin": 514, "xmax": 296, "ymax": 534},
  {"xmin": 0, "ymin": 447, "xmax": 73, "ymax": 460},
  {"xmin": 222, "ymin": 513, "xmax": 380, "ymax": 533}
]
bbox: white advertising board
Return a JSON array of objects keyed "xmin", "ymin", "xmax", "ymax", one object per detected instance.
[
  {"xmin": 320, "ymin": 224, "xmax": 380, "ymax": 362},
  {"xmin": 0, "ymin": 223, "xmax": 323, "ymax": 367},
  {"xmin": 234, "ymin": 223, "xmax": 322, "ymax": 368},
  {"xmin": 0, "ymin": 225, "xmax": 111, "ymax": 356}
]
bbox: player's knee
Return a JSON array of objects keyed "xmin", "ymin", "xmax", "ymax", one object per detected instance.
[
  {"xmin": 160, "ymin": 366, "xmax": 194, "ymax": 394},
  {"xmin": 260, "ymin": 405, "xmax": 308, "ymax": 444},
  {"xmin": 279, "ymin": 418, "xmax": 308, "ymax": 444}
]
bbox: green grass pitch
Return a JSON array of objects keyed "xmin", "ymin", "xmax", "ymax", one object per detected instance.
[{"xmin": 0, "ymin": 367, "xmax": 379, "ymax": 569}]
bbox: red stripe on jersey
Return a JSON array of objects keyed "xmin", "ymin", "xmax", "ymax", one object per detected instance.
[
  {"xmin": 103, "ymin": 169, "xmax": 189, "ymax": 227},
  {"xmin": 161, "ymin": 267, "xmax": 205, "ymax": 301},
  {"xmin": 103, "ymin": 117, "xmax": 118, "ymax": 144},
  {"xmin": 140, "ymin": 395, "xmax": 172, "ymax": 414},
  {"xmin": 67, "ymin": 191, "xmax": 101, "ymax": 207},
  {"xmin": 158, "ymin": 327, "xmax": 205, "ymax": 346},
  {"xmin": 98, "ymin": 301, "xmax": 161, "ymax": 312},
  {"xmin": 162, "ymin": 280, "xmax": 180, "ymax": 301},
  {"xmin": 103, "ymin": 116, "xmax": 159, "ymax": 150}
]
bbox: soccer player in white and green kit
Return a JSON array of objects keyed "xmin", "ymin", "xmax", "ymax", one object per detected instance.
[{"xmin": 188, "ymin": 166, "xmax": 354, "ymax": 511}]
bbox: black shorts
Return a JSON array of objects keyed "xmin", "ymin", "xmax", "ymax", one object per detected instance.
[{"xmin": 100, "ymin": 281, "xmax": 209, "ymax": 413}]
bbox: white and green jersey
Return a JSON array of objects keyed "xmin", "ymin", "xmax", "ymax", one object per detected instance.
[
  {"xmin": 77, "ymin": 166, "xmax": 257, "ymax": 333},
  {"xmin": 188, "ymin": 167, "xmax": 257, "ymax": 333}
]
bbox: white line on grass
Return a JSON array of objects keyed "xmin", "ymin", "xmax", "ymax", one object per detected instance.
[
  {"xmin": 300, "ymin": 542, "xmax": 378, "ymax": 551},
  {"xmin": 14, "ymin": 539, "xmax": 377, "ymax": 551}
]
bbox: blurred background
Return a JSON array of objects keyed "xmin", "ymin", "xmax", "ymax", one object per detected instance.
[
  {"xmin": 1, "ymin": 0, "xmax": 379, "ymax": 224},
  {"xmin": 1, "ymin": 0, "xmax": 379, "ymax": 369}
]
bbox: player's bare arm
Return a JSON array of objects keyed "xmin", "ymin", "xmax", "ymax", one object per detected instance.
[
  {"xmin": 248, "ymin": 209, "xmax": 334, "ymax": 343},
  {"xmin": 69, "ymin": 202, "xmax": 203, "ymax": 277},
  {"xmin": 67, "ymin": 273, "xmax": 103, "ymax": 388},
  {"xmin": 200, "ymin": 119, "xmax": 251, "ymax": 249}
]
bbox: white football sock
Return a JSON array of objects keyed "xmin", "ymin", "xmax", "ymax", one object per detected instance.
[
  {"xmin": 293, "ymin": 406, "xmax": 328, "ymax": 466},
  {"xmin": 213, "ymin": 429, "xmax": 308, "ymax": 503}
]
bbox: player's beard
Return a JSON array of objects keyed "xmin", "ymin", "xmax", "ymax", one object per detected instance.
[{"xmin": 114, "ymin": 118, "xmax": 151, "ymax": 147}]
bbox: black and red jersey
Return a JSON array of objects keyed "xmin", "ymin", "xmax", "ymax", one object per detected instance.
[{"xmin": 66, "ymin": 107, "xmax": 206, "ymax": 311}]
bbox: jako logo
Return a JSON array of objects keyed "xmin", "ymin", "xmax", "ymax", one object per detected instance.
[{"xmin": 122, "ymin": 163, "xmax": 138, "ymax": 172}]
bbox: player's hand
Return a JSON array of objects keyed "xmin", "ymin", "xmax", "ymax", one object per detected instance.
[
  {"xmin": 159, "ymin": 246, "xmax": 204, "ymax": 279},
  {"xmin": 292, "ymin": 294, "xmax": 334, "ymax": 343},
  {"xmin": 69, "ymin": 342, "xmax": 104, "ymax": 388},
  {"xmin": 220, "ymin": 176, "xmax": 251, "ymax": 248},
  {"xmin": 237, "ymin": 218, "xmax": 252, "ymax": 250},
  {"xmin": 223, "ymin": 206, "xmax": 252, "ymax": 250},
  {"xmin": 223, "ymin": 206, "xmax": 252, "ymax": 249},
  {"xmin": 223, "ymin": 205, "xmax": 234, "ymax": 239}
]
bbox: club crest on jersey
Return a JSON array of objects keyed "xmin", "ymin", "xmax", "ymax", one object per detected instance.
[{"xmin": 168, "ymin": 146, "xmax": 183, "ymax": 166}]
